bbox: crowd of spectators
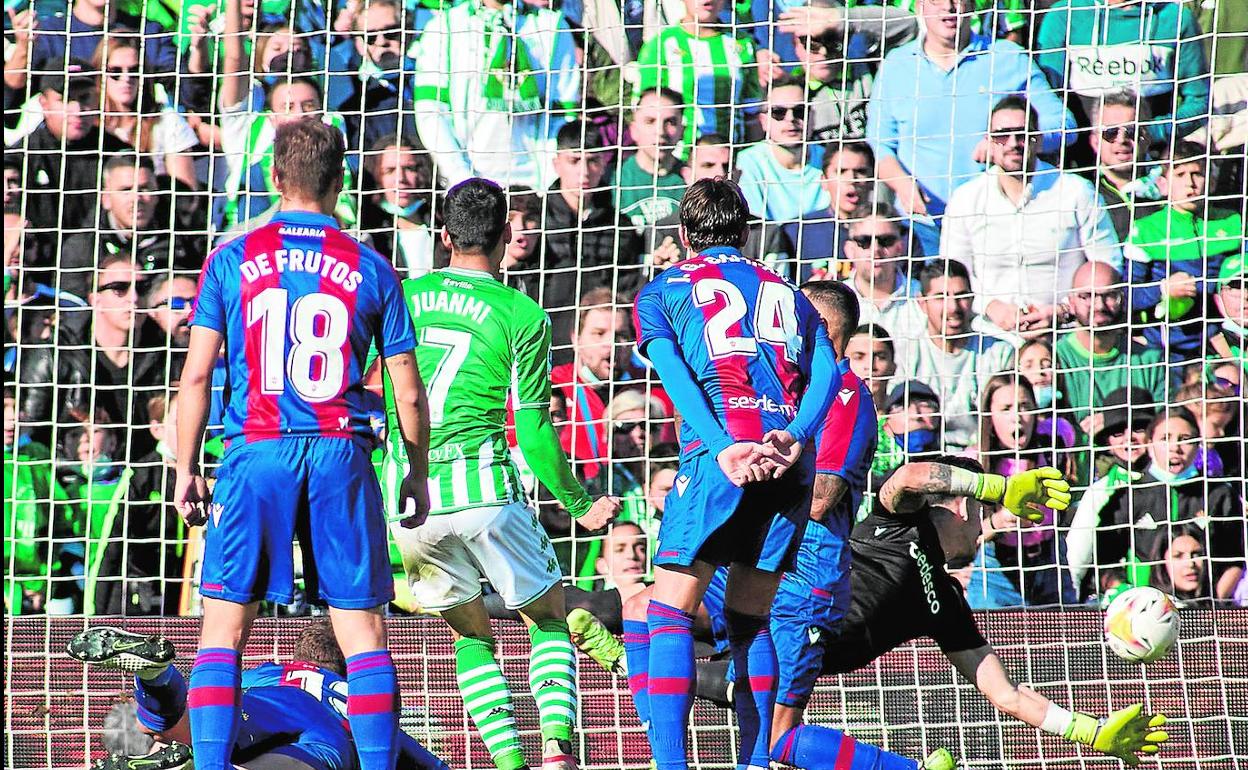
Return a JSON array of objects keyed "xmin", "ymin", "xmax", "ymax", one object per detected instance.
[{"xmin": 2, "ymin": 0, "xmax": 1245, "ymax": 617}]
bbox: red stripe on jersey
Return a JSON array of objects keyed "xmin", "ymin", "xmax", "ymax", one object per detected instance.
[
  {"xmin": 693, "ymin": 262, "xmax": 764, "ymax": 442},
  {"xmin": 757, "ymin": 269, "xmax": 805, "ymax": 403},
  {"xmin": 314, "ymin": 227, "xmax": 362, "ymax": 437},
  {"xmin": 815, "ymin": 369, "xmax": 861, "ymax": 473},
  {"xmin": 833, "ymin": 733, "xmax": 857, "ymax": 770},
  {"xmin": 240, "ymin": 224, "xmax": 287, "ymax": 437}
]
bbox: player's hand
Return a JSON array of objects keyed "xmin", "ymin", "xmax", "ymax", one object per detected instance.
[
  {"xmin": 1002, "ymin": 467, "xmax": 1071, "ymax": 522},
  {"xmin": 761, "ymin": 429, "xmax": 803, "ymax": 478},
  {"xmin": 397, "ymin": 473, "xmax": 431, "ymax": 529},
  {"xmin": 175, "ymin": 470, "xmax": 211, "ymax": 527},
  {"xmin": 1067, "ymin": 704, "xmax": 1168, "ymax": 765},
  {"xmin": 577, "ymin": 495, "xmax": 620, "ymax": 531},
  {"xmin": 716, "ymin": 442, "xmax": 772, "ymax": 486}
]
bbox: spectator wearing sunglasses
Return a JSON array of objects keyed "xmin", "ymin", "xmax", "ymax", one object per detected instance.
[
  {"xmin": 1086, "ymin": 91, "xmax": 1161, "ymax": 242},
  {"xmin": 333, "ymin": 0, "xmax": 420, "ymax": 166},
  {"xmin": 942, "ymin": 96, "xmax": 1122, "ymax": 340},
  {"xmin": 1208, "ymin": 252, "xmax": 1246, "ymax": 375},
  {"xmin": 736, "ymin": 76, "xmax": 830, "ymax": 225},
  {"xmin": 144, "ymin": 274, "xmax": 197, "ymax": 351},
  {"xmin": 838, "ymin": 201, "xmax": 923, "ymax": 336}
]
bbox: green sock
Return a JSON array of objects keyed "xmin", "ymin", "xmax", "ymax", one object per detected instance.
[
  {"xmin": 528, "ymin": 618, "xmax": 578, "ymax": 743},
  {"xmin": 454, "ymin": 636, "xmax": 525, "ymax": 770}
]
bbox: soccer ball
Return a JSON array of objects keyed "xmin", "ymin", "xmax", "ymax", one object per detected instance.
[{"xmin": 1103, "ymin": 586, "xmax": 1180, "ymax": 663}]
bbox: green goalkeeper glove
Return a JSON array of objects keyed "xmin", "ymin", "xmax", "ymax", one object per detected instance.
[
  {"xmin": 973, "ymin": 467, "xmax": 1072, "ymax": 522},
  {"xmin": 1065, "ymin": 704, "xmax": 1169, "ymax": 765}
]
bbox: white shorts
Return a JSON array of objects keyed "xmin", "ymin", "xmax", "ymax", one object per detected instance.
[{"xmin": 390, "ymin": 501, "xmax": 560, "ymax": 612}]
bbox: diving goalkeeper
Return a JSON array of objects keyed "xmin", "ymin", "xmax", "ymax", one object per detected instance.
[{"xmin": 585, "ymin": 458, "xmax": 1170, "ymax": 767}]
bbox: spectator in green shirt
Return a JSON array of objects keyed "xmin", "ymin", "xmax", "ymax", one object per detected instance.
[
  {"xmin": 1055, "ymin": 260, "xmax": 1167, "ymax": 435},
  {"xmin": 614, "ymin": 87, "xmax": 687, "ymax": 228}
]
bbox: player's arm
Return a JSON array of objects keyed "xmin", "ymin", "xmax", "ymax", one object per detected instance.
[
  {"xmin": 174, "ymin": 325, "xmax": 224, "ymax": 526},
  {"xmin": 809, "ymin": 476, "xmax": 848, "ymax": 523},
  {"xmin": 947, "ymin": 645, "xmax": 1168, "ymax": 765},
  {"xmin": 644, "ymin": 337, "xmax": 776, "ymax": 485},
  {"xmin": 763, "ymin": 322, "xmax": 840, "ymax": 475},
  {"xmin": 878, "ymin": 462, "xmax": 1072, "ymax": 518},
  {"xmin": 514, "ymin": 308, "xmax": 618, "ymax": 529},
  {"xmin": 384, "ymin": 350, "xmax": 432, "ymax": 527}
]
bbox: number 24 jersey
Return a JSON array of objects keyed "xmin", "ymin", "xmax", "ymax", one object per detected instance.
[{"xmin": 633, "ymin": 247, "xmax": 828, "ymax": 451}]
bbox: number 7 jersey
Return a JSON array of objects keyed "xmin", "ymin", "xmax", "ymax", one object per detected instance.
[
  {"xmin": 633, "ymin": 247, "xmax": 826, "ymax": 449},
  {"xmin": 191, "ymin": 211, "xmax": 416, "ymax": 447},
  {"xmin": 386, "ymin": 266, "xmax": 553, "ymax": 515}
]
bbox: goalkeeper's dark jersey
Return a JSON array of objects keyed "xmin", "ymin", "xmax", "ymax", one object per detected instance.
[{"xmin": 821, "ymin": 501, "xmax": 987, "ymax": 674}]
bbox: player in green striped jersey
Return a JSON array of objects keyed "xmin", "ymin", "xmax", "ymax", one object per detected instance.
[{"xmin": 387, "ymin": 179, "xmax": 619, "ymax": 770}]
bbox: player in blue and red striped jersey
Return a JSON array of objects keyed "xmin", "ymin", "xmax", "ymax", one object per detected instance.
[
  {"xmin": 174, "ymin": 119, "xmax": 431, "ymax": 770},
  {"xmin": 69, "ymin": 623, "xmax": 450, "ymax": 770},
  {"xmin": 630, "ymin": 178, "xmax": 840, "ymax": 770}
]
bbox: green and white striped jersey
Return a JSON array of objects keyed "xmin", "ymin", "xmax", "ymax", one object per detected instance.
[
  {"xmin": 636, "ymin": 25, "xmax": 762, "ymax": 148},
  {"xmin": 384, "ymin": 267, "xmax": 553, "ymax": 516}
]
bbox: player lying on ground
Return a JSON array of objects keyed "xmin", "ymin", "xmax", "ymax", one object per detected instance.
[
  {"xmin": 385, "ymin": 178, "xmax": 620, "ymax": 770},
  {"xmin": 67, "ymin": 623, "xmax": 449, "ymax": 770},
  {"xmin": 631, "ymin": 177, "xmax": 841, "ymax": 770},
  {"xmin": 174, "ymin": 119, "xmax": 431, "ymax": 770},
  {"xmin": 586, "ymin": 458, "xmax": 1170, "ymax": 767}
]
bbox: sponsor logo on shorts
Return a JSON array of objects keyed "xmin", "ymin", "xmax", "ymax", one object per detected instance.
[
  {"xmin": 909, "ymin": 542, "xmax": 941, "ymax": 614},
  {"xmin": 210, "ymin": 503, "xmax": 224, "ymax": 526},
  {"xmin": 807, "ymin": 626, "xmax": 821, "ymax": 645},
  {"xmin": 674, "ymin": 475, "xmax": 690, "ymax": 496},
  {"xmin": 726, "ymin": 394, "xmax": 797, "ymax": 417}
]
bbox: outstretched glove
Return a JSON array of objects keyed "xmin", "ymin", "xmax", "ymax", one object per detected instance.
[
  {"xmin": 1065, "ymin": 704, "xmax": 1169, "ymax": 766},
  {"xmin": 974, "ymin": 467, "xmax": 1072, "ymax": 522}
]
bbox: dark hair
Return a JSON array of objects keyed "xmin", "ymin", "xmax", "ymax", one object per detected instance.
[
  {"xmin": 293, "ymin": 620, "xmax": 346, "ymax": 676},
  {"xmin": 679, "ymin": 178, "xmax": 750, "ymax": 252},
  {"xmin": 632, "ymin": 86, "xmax": 684, "ymax": 116},
  {"xmin": 1146, "ymin": 409, "xmax": 1201, "ymax": 441},
  {"xmin": 442, "ymin": 177, "xmax": 508, "ymax": 254},
  {"xmin": 1090, "ymin": 89, "xmax": 1148, "ymax": 124},
  {"xmin": 1144, "ymin": 524, "xmax": 1209, "ymax": 600},
  {"xmin": 695, "ymin": 133, "xmax": 729, "ymax": 147},
  {"xmin": 364, "ymin": 135, "xmax": 431, "ymax": 185},
  {"xmin": 1155, "ymin": 140, "xmax": 1207, "ymax": 169},
  {"xmin": 845, "ymin": 201, "xmax": 904, "ymax": 234},
  {"xmin": 850, "ymin": 323, "xmax": 895, "ymax": 358},
  {"xmin": 575, "ymin": 287, "xmax": 624, "ymax": 334},
  {"xmin": 991, "ymin": 94, "xmax": 1038, "ymax": 129},
  {"xmin": 266, "ymin": 74, "xmax": 323, "ymax": 98},
  {"xmin": 800, "ymin": 280, "xmax": 859, "ymax": 347},
  {"xmin": 823, "ymin": 141, "xmax": 875, "ymax": 174},
  {"xmin": 918, "ymin": 259, "xmax": 971, "ymax": 295},
  {"xmin": 556, "ymin": 120, "xmax": 607, "ymax": 152},
  {"xmin": 273, "ymin": 119, "xmax": 345, "ymax": 201},
  {"xmin": 766, "ymin": 73, "xmax": 807, "ymax": 95},
  {"xmin": 507, "ymin": 186, "xmax": 542, "ymax": 221},
  {"xmin": 102, "ymin": 154, "xmax": 156, "ymax": 181}
]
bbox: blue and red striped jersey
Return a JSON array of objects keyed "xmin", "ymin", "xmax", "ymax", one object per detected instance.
[
  {"xmin": 633, "ymin": 247, "xmax": 826, "ymax": 451},
  {"xmin": 243, "ymin": 661, "xmax": 347, "ymax": 722},
  {"xmin": 814, "ymin": 361, "xmax": 878, "ymax": 525},
  {"xmin": 190, "ymin": 210, "xmax": 416, "ymax": 447}
]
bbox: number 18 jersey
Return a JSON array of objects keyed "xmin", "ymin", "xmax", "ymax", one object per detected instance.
[
  {"xmin": 633, "ymin": 247, "xmax": 827, "ymax": 451},
  {"xmin": 386, "ymin": 267, "xmax": 552, "ymax": 515},
  {"xmin": 191, "ymin": 211, "xmax": 416, "ymax": 448}
]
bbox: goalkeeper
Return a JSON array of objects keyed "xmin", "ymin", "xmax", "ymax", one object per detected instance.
[{"xmin": 589, "ymin": 457, "xmax": 1169, "ymax": 767}]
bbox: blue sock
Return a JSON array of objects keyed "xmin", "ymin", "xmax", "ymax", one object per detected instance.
[
  {"xmin": 646, "ymin": 601, "xmax": 695, "ymax": 770},
  {"xmin": 397, "ymin": 732, "xmax": 451, "ymax": 770},
  {"xmin": 133, "ymin": 665, "xmax": 187, "ymax": 732},
  {"xmin": 622, "ymin": 618, "xmax": 653, "ymax": 731},
  {"xmin": 346, "ymin": 650, "xmax": 400, "ymax": 770},
  {"xmin": 726, "ymin": 609, "xmax": 776, "ymax": 769},
  {"xmin": 187, "ymin": 648, "xmax": 241, "ymax": 770},
  {"xmin": 771, "ymin": 725, "xmax": 919, "ymax": 770}
]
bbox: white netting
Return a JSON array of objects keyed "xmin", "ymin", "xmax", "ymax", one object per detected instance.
[{"xmin": 2, "ymin": 0, "xmax": 1246, "ymax": 765}]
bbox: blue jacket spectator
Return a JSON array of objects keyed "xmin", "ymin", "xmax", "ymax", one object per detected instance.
[{"xmin": 31, "ymin": 0, "xmax": 178, "ymax": 75}]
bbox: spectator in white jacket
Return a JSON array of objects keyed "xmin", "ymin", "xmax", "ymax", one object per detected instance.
[
  {"xmin": 412, "ymin": 0, "xmax": 581, "ymax": 190},
  {"xmin": 942, "ymin": 96, "xmax": 1122, "ymax": 339}
]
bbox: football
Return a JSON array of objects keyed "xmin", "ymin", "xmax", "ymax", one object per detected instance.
[{"xmin": 1104, "ymin": 586, "xmax": 1181, "ymax": 663}]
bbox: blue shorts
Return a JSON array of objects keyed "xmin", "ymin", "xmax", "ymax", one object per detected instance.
[
  {"xmin": 235, "ymin": 687, "xmax": 355, "ymax": 770},
  {"xmin": 704, "ymin": 558, "xmax": 847, "ymax": 708},
  {"xmin": 657, "ymin": 451, "xmax": 813, "ymax": 573},
  {"xmin": 202, "ymin": 436, "xmax": 393, "ymax": 609}
]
